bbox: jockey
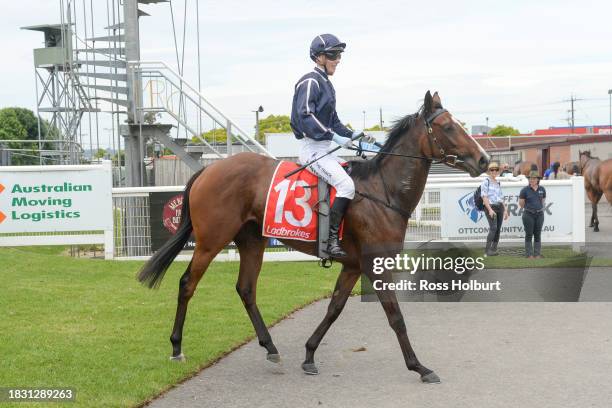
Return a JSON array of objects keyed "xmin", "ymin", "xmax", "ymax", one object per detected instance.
[{"xmin": 290, "ymin": 33, "xmax": 374, "ymax": 258}]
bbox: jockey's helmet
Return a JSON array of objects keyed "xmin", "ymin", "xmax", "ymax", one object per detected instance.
[{"xmin": 310, "ymin": 34, "xmax": 346, "ymax": 61}]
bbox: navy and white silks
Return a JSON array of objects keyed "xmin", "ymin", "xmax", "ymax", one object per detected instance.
[{"xmin": 290, "ymin": 66, "xmax": 355, "ymax": 199}]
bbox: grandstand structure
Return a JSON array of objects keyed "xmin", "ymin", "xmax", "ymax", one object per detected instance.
[{"xmin": 22, "ymin": 0, "xmax": 274, "ymax": 186}]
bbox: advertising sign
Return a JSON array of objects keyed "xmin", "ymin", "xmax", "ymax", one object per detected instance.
[
  {"xmin": 440, "ymin": 181, "xmax": 574, "ymax": 240},
  {"xmin": 0, "ymin": 163, "xmax": 112, "ymax": 233},
  {"xmin": 149, "ymin": 191, "xmax": 196, "ymax": 252}
]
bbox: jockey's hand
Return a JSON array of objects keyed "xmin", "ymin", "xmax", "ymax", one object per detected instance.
[
  {"xmin": 332, "ymin": 133, "xmax": 353, "ymax": 148},
  {"xmin": 362, "ymin": 133, "xmax": 376, "ymax": 144},
  {"xmin": 352, "ymin": 130, "xmax": 376, "ymax": 144}
]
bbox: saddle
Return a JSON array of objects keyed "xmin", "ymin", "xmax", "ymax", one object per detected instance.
[{"xmin": 262, "ymin": 161, "xmax": 350, "ymax": 266}]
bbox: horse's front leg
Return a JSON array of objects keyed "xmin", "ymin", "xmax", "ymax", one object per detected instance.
[
  {"xmin": 302, "ymin": 266, "xmax": 360, "ymax": 375},
  {"xmin": 364, "ymin": 268, "xmax": 441, "ymax": 384}
]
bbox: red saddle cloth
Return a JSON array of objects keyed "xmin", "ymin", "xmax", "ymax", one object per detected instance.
[{"xmin": 263, "ymin": 161, "xmax": 343, "ymax": 242}]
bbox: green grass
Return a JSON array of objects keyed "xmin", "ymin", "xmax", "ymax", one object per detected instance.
[{"xmin": 0, "ymin": 246, "xmax": 341, "ymax": 408}]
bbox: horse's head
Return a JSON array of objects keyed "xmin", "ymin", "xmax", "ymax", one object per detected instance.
[
  {"xmin": 421, "ymin": 91, "xmax": 489, "ymax": 177},
  {"xmin": 579, "ymin": 150, "xmax": 592, "ymax": 170}
]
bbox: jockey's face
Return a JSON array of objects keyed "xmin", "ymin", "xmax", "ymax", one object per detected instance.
[{"xmin": 316, "ymin": 53, "xmax": 341, "ymax": 76}]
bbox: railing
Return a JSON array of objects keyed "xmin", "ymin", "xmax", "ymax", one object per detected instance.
[
  {"xmin": 128, "ymin": 60, "xmax": 275, "ymax": 159},
  {"xmin": 110, "ymin": 177, "xmax": 586, "ymax": 259}
]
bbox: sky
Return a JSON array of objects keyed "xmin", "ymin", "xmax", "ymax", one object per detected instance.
[{"xmin": 2, "ymin": 0, "xmax": 612, "ymax": 149}]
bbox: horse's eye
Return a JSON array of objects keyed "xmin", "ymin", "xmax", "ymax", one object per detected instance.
[{"xmin": 444, "ymin": 125, "xmax": 453, "ymax": 132}]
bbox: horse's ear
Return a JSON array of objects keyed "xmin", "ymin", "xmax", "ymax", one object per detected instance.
[
  {"xmin": 432, "ymin": 91, "xmax": 442, "ymax": 107},
  {"xmin": 424, "ymin": 91, "xmax": 433, "ymax": 114}
]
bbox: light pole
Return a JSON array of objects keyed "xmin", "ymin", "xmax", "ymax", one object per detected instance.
[
  {"xmin": 362, "ymin": 111, "xmax": 366, "ymax": 130},
  {"xmin": 253, "ymin": 105, "xmax": 264, "ymax": 141},
  {"xmin": 608, "ymin": 89, "xmax": 612, "ymax": 134}
]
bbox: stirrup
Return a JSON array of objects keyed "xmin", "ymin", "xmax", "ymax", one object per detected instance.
[{"xmin": 318, "ymin": 258, "xmax": 333, "ymax": 268}]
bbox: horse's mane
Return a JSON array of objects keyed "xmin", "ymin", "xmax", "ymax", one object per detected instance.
[{"xmin": 350, "ymin": 106, "xmax": 425, "ymax": 179}]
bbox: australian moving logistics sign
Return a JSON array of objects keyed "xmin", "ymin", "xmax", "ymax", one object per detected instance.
[{"xmin": 0, "ymin": 163, "xmax": 112, "ymax": 233}]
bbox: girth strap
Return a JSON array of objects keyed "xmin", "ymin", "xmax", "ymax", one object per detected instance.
[{"xmin": 355, "ymin": 190, "xmax": 412, "ymax": 218}]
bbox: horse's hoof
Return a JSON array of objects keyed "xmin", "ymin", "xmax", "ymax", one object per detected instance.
[
  {"xmin": 421, "ymin": 371, "xmax": 441, "ymax": 384},
  {"xmin": 169, "ymin": 353, "xmax": 186, "ymax": 362},
  {"xmin": 594, "ymin": 228, "xmax": 600, "ymax": 232},
  {"xmin": 302, "ymin": 362, "xmax": 319, "ymax": 375},
  {"xmin": 267, "ymin": 353, "xmax": 281, "ymax": 363}
]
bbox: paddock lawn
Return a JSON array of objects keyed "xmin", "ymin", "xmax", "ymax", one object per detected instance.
[{"xmin": 0, "ymin": 247, "xmax": 341, "ymax": 407}]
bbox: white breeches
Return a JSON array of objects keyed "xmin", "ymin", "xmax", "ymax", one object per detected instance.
[{"xmin": 298, "ymin": 139, "xmax": 355, "ymax": 199}]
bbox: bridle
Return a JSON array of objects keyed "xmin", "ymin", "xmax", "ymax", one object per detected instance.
[
  {"xmin": 352, "ymin": 108, "xmax": 465, "ymax": 218},
  {"xmin": 350, "ymin": 108, "xmax": 464, "ymax": 167},
  {"xmin": 424, "ymin": 108, "xmax": 463, "ymax": 167}
]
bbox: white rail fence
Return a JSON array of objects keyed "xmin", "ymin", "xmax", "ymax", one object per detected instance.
[{"xmin": 110, "ymin": 176, "xmax": 585, "ymax": 261}]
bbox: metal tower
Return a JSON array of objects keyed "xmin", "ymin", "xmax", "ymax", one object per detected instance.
[
  {"xmin": 23, "ymin": 0, "xmax": 274, "ymax": 186},
  {"xmin": 22, "ymin": 23, "xmax": 97, "ymax": 164}
]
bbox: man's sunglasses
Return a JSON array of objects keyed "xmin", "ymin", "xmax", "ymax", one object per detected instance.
[
  {"xmin": 323, "ymin": 51, "xmax": 342, "ymax": 61},
  {"xmin": 488, "ymin": 168, "xmax": 500, "ymax": 172}
]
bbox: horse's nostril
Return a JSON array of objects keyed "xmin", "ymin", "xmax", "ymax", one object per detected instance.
[{"xmin": 478, "ymin": 156, "xmax": 489, "ymax": 171}]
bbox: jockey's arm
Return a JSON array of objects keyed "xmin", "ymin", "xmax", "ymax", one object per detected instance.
[{"xmin": 330, "ymin": 111, "xmax": 353, "ymax": 139}]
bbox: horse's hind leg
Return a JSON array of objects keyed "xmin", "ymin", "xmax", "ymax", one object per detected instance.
[
  {"xmin": 234, "ymin": 222, "xmax": 280, "ymax": 363},
  {"xmin": 302, "ymin": 266, "xmax": 360, "ymax": 375},
  {"xmin": 169, "ymin": 219, "xmax": 243, "ymax": 360},
  {"xmin": 169, "ymin": 247, "xmax": 217, "ymax": 360},
  {"xmin": 589, "ymin": 191, "xmax": 603, "ymax": 232}
]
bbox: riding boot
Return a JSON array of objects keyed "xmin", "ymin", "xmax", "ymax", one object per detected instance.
[{"xmin": 326, "ymin": 197, "xmax": 351, "ymax": 258}]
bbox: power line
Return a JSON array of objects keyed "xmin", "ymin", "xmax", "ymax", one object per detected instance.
[{"xmin": 563, "ymin": 94, "xmax": 584, "ymax": 132}]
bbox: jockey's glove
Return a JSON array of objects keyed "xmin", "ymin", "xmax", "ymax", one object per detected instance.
[
  {"xmin": 352, "ymin": 130, "xmax": 376, "ymax": 144},
  {"xmin": 332, "ymin": 133, "xmax": 353, "ymax": 148}
]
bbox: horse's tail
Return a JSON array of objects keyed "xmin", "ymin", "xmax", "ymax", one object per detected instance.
[{"xmin": 137, "ymin": 167, "xmax": 205, "ymax": 289}]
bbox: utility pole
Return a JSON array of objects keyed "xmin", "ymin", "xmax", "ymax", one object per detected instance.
[
  {"xmin": 379, "ymin": 107, "xmax": 383, "ymax": 130},
  {"xmin": 608, "ymin": 89, "xmax": 612, "ymax": 134},
  {"xmin": 564, "ymin": 94, "xmax": 583, "ymax": 134},
  {"xmin": 362, "ymin": 111, "xmax": 366, "ymax": 130}
]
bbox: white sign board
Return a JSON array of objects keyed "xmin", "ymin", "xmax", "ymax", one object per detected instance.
[
  {"xmin": 440, "ymin": 179, "xmax": 579, "ymax": 241},
  {"xmin": 0, "ymin": 163, "xmax": 113, "ymax": 233}
]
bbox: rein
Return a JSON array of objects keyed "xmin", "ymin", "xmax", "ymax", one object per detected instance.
[
  {"xmin": 352, "ymin": 108, "xmax": 463, "ymax": 218},
  {"xmin": 349, "ymin": 108, "xmax": 463, "ymax": 167}
]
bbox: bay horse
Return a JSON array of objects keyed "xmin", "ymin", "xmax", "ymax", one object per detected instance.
[
  {"xmin": 579, "ymin": 150, "xmax": 612, "ymax": 232},
  {"xmin": 513, "ymin": 160, "xmax": 538, "ymax": 177},
  {"xmin": 137, "ymin": 91, "xmax": 489, "ymax": 384}
]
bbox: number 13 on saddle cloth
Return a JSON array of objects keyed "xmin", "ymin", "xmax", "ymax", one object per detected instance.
[{"xmin": 262, "ymin": 161, "xmax": 344, "ymax": 241}]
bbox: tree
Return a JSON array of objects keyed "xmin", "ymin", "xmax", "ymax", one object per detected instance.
[
  {"xmin": 0, "ymin": 107, "xmax": 60, "ymax": 164},
  {"xmin": 143, "ymin": 112, "xmax": 160, "ymax": 125},
  {"xmin": 489, "ymin": 125, "xmax": 520, "ymax": 136},
  {"xmin": 192, "ymin": 114, "xmax": 293, "ymax": 145},
  {"xmin": 192, "ymin": 127, "xmax": 228, "ymax": 144},
  {"xmin": 257, "ymin": 114, "xmax": 291, "ymax": 140},
  {"xmin": 93, "ymin": 148, "xmax": 108, "ymax": 159},
  {"xmin": 0, "ymin": 109, "xmax": 27, "ymax": 144},
  {"xmin": 365, "ymin": 124, "xmax": 388, "ymax": 131}
]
